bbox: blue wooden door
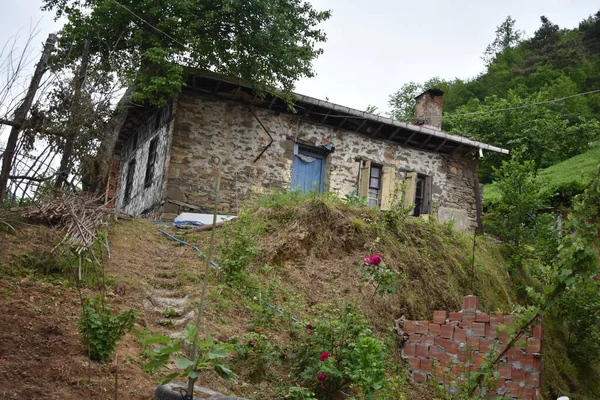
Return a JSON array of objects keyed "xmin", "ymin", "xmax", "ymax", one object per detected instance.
[{"xmin": 291, "ymin": 148, "xmax": 325, "ymax": 193}]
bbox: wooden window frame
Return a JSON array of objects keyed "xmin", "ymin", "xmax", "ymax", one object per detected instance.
[
  {"xmin": 144, "ymin": 137, "xmax": 159, "ymax": 189},
  {"xmin": 124, "ymin": 159, "xmax": 136, "ymax": 205}
]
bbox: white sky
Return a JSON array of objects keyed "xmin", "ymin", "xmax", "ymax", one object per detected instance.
[{"xmin": 1, "ymin": 0, "xmax": 599, "ymax": 118}]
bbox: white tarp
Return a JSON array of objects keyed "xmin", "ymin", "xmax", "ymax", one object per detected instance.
[{"xmin": 173, "ymin": 212, "xmax": 236, "ymax": 227}]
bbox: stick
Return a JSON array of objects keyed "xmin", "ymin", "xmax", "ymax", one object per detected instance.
[{"xmin": 187, "ymin": 158, "xmax": 222, "ymax": 399}]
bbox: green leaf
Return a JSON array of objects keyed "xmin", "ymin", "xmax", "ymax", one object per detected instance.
[
  {"xmin": 208, "ymin": 344, "xmax": 230, "ymax": 359},
  {"xmin": 175, "ymin": 358, "xmax": 195, "ymax": 369},
  {"xmin": 160, "ymin": 372, "xmax": 181, "ymax": 385}
]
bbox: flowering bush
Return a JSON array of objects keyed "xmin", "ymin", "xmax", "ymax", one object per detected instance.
[
  {"xmin": 233, "ymin": 329, "xmax": 281, "ymax": 382},
  {"xmin": 359, "ymin": 254, "xmax": 398, "ymax": 296},
  {"xmin": 292, "ymin": 303, "xmax": 389, "ymax": 399}
]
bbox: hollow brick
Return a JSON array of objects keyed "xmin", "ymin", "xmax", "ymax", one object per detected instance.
[
  {"xmin": 498, "ymin": 363, "xmax": 512, "ymax": 379},
  {"xmin": 408, "ymin": 333, "xmax": 422, "ymax": 343},
  {"xmin": 421, "ymin": 358, "xmax": 433, "ymax": 373},
  {"xmin": 448, "ymin": 312, "xmax": 462, "ymax": 321},
  {"xmin": 428, "ymin": 323, "xmax": 441, "ymax": 336},
  {"xmin": 490, "ymin": 312, "xmax": 504, "ymax": 324},
  {"xmin": 527, "ymin": 338, "xmax": 541, "ymax": 353},
  {"xmin": 463, "ymin": 310, "xmax": 477, "ymax": 323},
  {"xmin": 472, "ymin": 322, "xmax": 486, "ymax": 337},
  {"xmin": 440, "ymin": 324, "xmax": 455, "ymax": 340},
  {"xmin": 416, "ymin": 321, "xmax": 429, "ymax": 334},
  {"xmin": 433, "ymin": 310, "xmax": 447, "ymax": 324},
  {"xmin": 454, "ymin": 327, "xmax": 466, "ymax": 342},
  {"xmin": 403, "ymin": 343, "xmax": 416, "ymax": 357},
  {"xmin": 416, "ymin": 344, "xmax": 429, "ymax": 358},
  {"xmin": 475, "ymin": 312, "xmax": 490, "ymax": 323},
  {"xmin": 512, "ymin": 367, "xmax": 526, "ymax": 383},
  {"xmin": 466, "ymin": 336, "xmax": 480, "ymax": 351},
  {"xmin": 409, "ymin": 357, "xmax": 421, "ymax": 370},
  {"xmin": 463, "ymin": 295, "xmax": 480, "ymax": 311},
  {"xmin": 404, "ymin": 320, "xmax": 417, "ymax": 334},
  {"xmin": 526, "ymin": 372, "xmax": 540, "ymax": 387}
]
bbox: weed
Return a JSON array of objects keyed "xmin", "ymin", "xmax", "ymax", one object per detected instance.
[
  {"xmin": 78, "ymin": 296, "xmax": 137, "ymax": 362},
  {"xmin": 0, "ymin": 210, "xmax": 21, "ymax": 233},
  {"xmin": 218, "ymin": 221, "xmax": 257, "ymax": 284},
  {"xmin": 285, "ymin": 386, "xmax": 318, "ymax": 400},
  {"xmin": 162, "ymin": 307, "xmax": 181, "ymax": 318}
]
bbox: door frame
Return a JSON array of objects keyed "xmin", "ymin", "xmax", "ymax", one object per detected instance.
[{"xmin": 291, "ymin": 143, "xmax": 327, "ymax": 193}]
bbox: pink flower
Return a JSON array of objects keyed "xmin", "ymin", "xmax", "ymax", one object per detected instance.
[
  {"xmin": 249, "ymin": 340, "xmax": 256, "ymax": 347},
  {"xmin": 256, "ymin": 328, "xmax": 263, "ymax": 334},
  {"xmin": 307, "ymin": 331, "xmax": 314, "ymax": 336},
  {"xmin": 319, "ymin": 351, "xmax": 331, "ymax": 361},
  {"xmin": 365, "ymin": 254, "xmax": 382, "ymax": 266},
  {"xmin": 317, "ymin": 373, "xmax": 327, "ymax": 382}
]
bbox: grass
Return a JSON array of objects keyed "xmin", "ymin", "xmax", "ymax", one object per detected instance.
[{"xmin": 484, "ymin": 144, "xmax": 600, "ymax": 202}]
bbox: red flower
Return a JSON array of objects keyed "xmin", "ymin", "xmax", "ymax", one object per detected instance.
[
  {"xmin": 309, "ymin": 343, "xmax": 314, "ymax": 347},
  {"xmin": 319, "ymin": 351, "xmax": 331, "ymax": 361},
  {"xmin": 249, "ymin": 340, "xmax": 257, "ymax": 347},
  {"xmin": 317, "ymin": 373, "xmax": 327, "ymax": 382},
  {"xmin": 256, "ymin": 328, "xmax": 263, "ymax": 334},
  {"xmin": 306, "ymin": 323, "xmax": 313, "ymax": 330},
  {"xmin": 365, "ymin": 254, "xmax": 382, "ymax": 266},
  {"xmin": 308, "ymin": 331, "xmax": 314, "ymax": 336}
]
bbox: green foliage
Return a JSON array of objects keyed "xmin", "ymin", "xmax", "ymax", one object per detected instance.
[
  {"xmin": 285, "ymin": 386, "xmax": 317, "ymax": 400},
  {"xmin": 484, "ymin": 153, "xmax": 549, "ymax": 265},
  {"xmin": 293, "ymin": 302, "xmax": 389, "ymax": 399},
  {"xmin": 343, "ymin": 191, "xmax": 367, "ymax": 206},
  {"xmin": 558, "ymin": 279, "xmax": 600, "ymax": 363},
  {"xmin": 358, "ymin": 257, "xmax": 398, "ymax": 297},
  {"xmin": 233, "ymin": 330, "xmax": 282, "ymax": 381},
  {"xmin": 218, "ymin": 222, "xmax": 258, "ymax": 284},
  {"xmin": 78, "ymin": 296, "xmax": 137, "ymax": 362},
  {"xmin": 43, "ymin": 0, "xmax": 331, "ymax": 106},
  {"xmin": 147, "ymin": 324, "xmax": 235, "ymax": 384}
]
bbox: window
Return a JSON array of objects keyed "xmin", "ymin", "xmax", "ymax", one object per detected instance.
[
  {"xmin": 368, "ymin": 165, "xmax": 382, "ymax": 207},
  {"xmin": 358, "ymin": 161, "xmax": 396, "ymax": 210},
  {"xmin": 124, "ymin": 159, "xmax": 136, "ymax": 205},
  {"xmin": 144, "ymin": 138, "xmax": 158, "ymax": 188},
  {"xmin": 404, "ymin": 172, "xmax": 432, "ymax": 216}
]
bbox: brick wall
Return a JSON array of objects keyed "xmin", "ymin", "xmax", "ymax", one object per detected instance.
[{"xmin": 397, "ymin": 296, "xmax": 542, "ymax": 399}]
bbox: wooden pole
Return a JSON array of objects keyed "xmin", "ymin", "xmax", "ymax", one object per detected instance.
[
  {"xmin": 55, "ymin": 39, "xmax": 90, "ymax": 191},
  {"xmin": 0, "ymin": 33, "xmax": 56, "ymax": 203},
  {"xmin": 187, "ymin": 158, "xmax": 222, "ymax": 399}
]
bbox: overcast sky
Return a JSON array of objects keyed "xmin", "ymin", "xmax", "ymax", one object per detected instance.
[{"xmin": 2, "ymin": 0, "xmax": 600, "ymax": 116}]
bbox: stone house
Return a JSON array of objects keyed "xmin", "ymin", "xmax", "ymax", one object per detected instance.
[{"xmin": 110, "ymin": 70, "xmax": 508, "ymax": 232}]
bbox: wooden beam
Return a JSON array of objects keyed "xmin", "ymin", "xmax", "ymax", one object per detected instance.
[
  {"xmin": 268, "ymin": 95, "xmax": 277, "ymax": 109},
  {"xmin": 371, "ymin": 123, "xmax": 384, "ymax": 136},
  {"xmin": 434, "ymin": 139, "xmax": 448, "ymax": 152},
  {"xmin": 321, "ymin": 111, "xmax": 330, "ymax": 123},
  {"xmin": 404, "ymin": 131, "xmax": 417, "ymax": 145},
  {"xmin": 420, "ymin": 135, "xmax": 433, "ymax": 149},
  {"xmin": 355, "ymin": 119, "xmax": 367, "ymax": 133},
  {"xmin": 213, "ymin": 80, "xmax": 222, "ymax": 93},
  {"xmin": 388, "ymin": 126, "xmax": 402, "ymax": 141},
  {"xmin": 231, "ymin": 86, "xmax": 242, "ymax": 100},
  {"xmin": 338, "ymin": 116, "xmax": 348, "ymax": 128}
]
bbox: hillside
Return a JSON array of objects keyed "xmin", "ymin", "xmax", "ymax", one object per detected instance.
[
  {"xmin": 0, "ymin": 192, "xmax": 521, "ymax": 399},
  {"xmin": 484, "ymin": 143, "xmax": 600, "ymax": 203}
]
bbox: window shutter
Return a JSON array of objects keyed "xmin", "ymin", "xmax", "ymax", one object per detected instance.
[
  {"xmin": 403, "ymin": 172, "xmax": 418, "ymax": 211},
  {"xmin": 380, "ymin": 166, "xmax": 396, "ymax": 210},
  {"xmin": 423, "ymin": 176, "xmax": 433, "ymax": 214},
  {"xmin": 358, "ymin": 160, "xmax": 371, "ymax": 198}
]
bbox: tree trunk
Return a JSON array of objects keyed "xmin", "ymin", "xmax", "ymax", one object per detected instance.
[
  {"xmin": 54, "ymin": 39, "xmax": 90, "ymax": 191},
  {"xmin": 91, "ymin": 86, "xmax": 134, "ymax": 193},
  {"xmin": 0, "ymin": 33, "xmax": 56, "ymax": 203}
]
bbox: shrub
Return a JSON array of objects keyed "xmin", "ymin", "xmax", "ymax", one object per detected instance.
[
  {"xmin": 293, "ymin": 303, "xmax": 389, "ymax": 399},
  {"xmin": 233, "ymin": 329, "xmax": 282, "ymax": 381},
  {"xmin": 78, "ymin": 296, "xmax": 137, "ymax": 361},
  {"xmin": 147, "ymin": 324, "xmax": 235, "ymax": 384},
  {"xmin": 285, "ymin": 386, "xmax": 318, "ymax": 400},
  {"xmin": 218, "ymin": 222, "xmax": 257, "ymax": 284}
]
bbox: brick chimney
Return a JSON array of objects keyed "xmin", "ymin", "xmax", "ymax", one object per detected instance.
[{"xmin": 414, "ymin": 89, "xmax": 444, "ymax": 129}]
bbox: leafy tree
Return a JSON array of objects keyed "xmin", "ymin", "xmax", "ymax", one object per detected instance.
[
  {"xmin": 42, "ymin": 0, "xmax": 332, "ymax": 106},
  {"xmin": 387, "ymin": 77, "xmax": 445, "ymax": 122},
  {"xmin": 482, "ymin": 16, "xmax": 523, "ymax": 65},
  {"xmin": 530, "ymin": 16, "xmax": 560, "ymax": 52},
  {"xmin": 484, "ymin": 153, "xmax": 544, "ymax": 262}
]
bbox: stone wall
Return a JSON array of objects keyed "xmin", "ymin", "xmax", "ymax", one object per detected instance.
[
  {"xmin": 116, "ymin": 103, "xmax": 174, "ymax": 215},
  {"xmin": 162, "ymin": 91, "xmax": 480, "ymax": 230},
  {"xmin": 398, "ymin": 295, "xmax": 542, "ymax": 399}
]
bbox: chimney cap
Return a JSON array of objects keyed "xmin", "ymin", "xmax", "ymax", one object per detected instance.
[{"xmin": 415, "ymin": 88, "xmax": 444, "ymax": 99}]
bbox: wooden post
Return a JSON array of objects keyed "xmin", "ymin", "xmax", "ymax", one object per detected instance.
[
  {"xmin": 55, "ymin": 39, "xmax": 90, "ymax": 191},
  {"xmin": 0, "ymin": 33, "xmax": 57, "ymax": 203}
]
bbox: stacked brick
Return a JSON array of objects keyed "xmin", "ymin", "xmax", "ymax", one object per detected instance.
[{"xmin": 398, "ymin": 296, "xmax": 542, "ymax": 399}]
